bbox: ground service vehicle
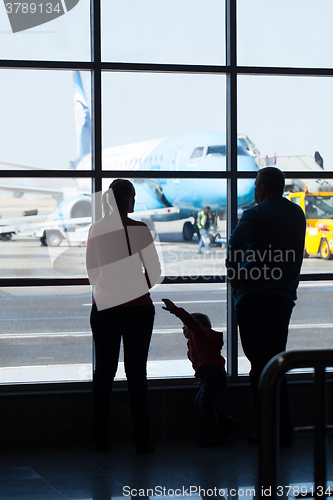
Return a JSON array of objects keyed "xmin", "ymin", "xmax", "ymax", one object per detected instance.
[{"xmin": 289, "ymin": 190, "xmax": 333, "ymax": 260}]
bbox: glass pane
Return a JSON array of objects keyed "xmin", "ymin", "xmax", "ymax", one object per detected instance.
[
  {"xmin": 238, "ymin": 281, "xmax": 333, "ymax": 375},
  {"xmin": 101, "ymin": 0, "xmax": 225, "ymax": 65},
  {"xmin": 238, "ymin": 0, "xmax": 333, "ymax": 68},
  {"xmin": 238, "ymin": 75, "xmax": 333, "ymax": 172},
  {"xmin": 236, "ymin": 175, "xmax": 333, "ymax": 273},
  {"xmin": 150, "ymin": 284, "xmax": 226, "ymax": 379},
  {"xmin": 0, "ymin": 70, "xmax": 91, "ymax": 171},
  {"xmin": 0, "ymin": 0, "xmax": 90, "ymax": 61},
  {"xmin": 0, "ymin": 178, "xmax": 91, "ymax": 278},
  {"xmin": 102, "ymin": 72, "xmax": 226, "ymax": 165},
  {"xmin": 289, "ymin": 280, "xmax": 333, "ymax": 351},
  {"xmin": 95, "ymin": 177, "xmax": 227, "ymax": 278},
  {"xmin": 0, "ymin": 283, "xmax": 227, "ymax": 384},
  {"xmin": 0, "ymin": 286, "xmax": 92, "ymax": 384}
]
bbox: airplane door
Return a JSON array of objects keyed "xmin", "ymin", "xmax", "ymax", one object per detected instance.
[{"xmin": 170, "ymin": 147, "xmax": 182, "ymax": 184}]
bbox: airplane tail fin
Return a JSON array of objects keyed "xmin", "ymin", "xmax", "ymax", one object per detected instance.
[{"xmin": 71, "ymin": 71, "xmax": 91, "ymax": 169}]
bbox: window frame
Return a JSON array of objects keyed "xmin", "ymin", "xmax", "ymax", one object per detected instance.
[{"xmin": 0, "ymin": 0, "xmax": 332, "ymax": 391}]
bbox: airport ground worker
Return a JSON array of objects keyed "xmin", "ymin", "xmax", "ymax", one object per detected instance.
[{"xmin": 197, "ymin": 206, "xmax": 214, "ymax": 254}]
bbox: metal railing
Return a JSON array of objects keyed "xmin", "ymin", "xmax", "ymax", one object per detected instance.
[{"xmin": 258, "ymin": 349, "xmax": 333, "ymax": 499}]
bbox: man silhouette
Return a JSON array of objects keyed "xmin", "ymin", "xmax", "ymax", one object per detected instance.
[{"xmin": 226, "ymin": 167, "xmax": 306, "ymax": 445}]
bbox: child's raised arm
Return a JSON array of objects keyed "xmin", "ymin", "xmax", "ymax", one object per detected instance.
[{"xmin": 161, "ymin": 298, "xmax": 177, "ymax": 314}]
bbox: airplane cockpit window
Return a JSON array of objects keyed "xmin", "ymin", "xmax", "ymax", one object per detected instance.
[
  {"xmin": 207, "ymin": 145, "xmax": 250, "ymax": 156},
  {"xmin": 207, "ymin": 145, "xmax": 226, "ymax": 156},
  {"xmin": 190, "ymin": 147, "xmax": 204, "ymax": 159}
]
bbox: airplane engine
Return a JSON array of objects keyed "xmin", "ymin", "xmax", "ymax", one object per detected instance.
[
  {"xmin": 57, "ymin": 194, "xmax": 92, "ymax": 227},
  {"xmin": 41, "ymin": 194, "xmax": 92, "ymax": 247}
]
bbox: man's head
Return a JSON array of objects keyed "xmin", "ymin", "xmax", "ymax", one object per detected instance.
[
  {"xmin": 204, "ymin": 206, "xmax": 211, "ymax": 214},
  {"xmin": 255, "ymin": 167, "xmax": 285, "ymax": 204}
]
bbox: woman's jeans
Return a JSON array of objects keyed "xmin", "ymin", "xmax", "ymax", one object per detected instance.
[{"xmin": 90, "ymin": 302, "xmax": 155, "ymax": 446}]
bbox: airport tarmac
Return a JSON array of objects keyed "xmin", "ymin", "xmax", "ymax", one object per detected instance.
[
  {"xmin": 0, "ymin": 218, "xmax": 333, "ymax": 279},
  {"xmin": 0, "ymin": 218, "xmax": 332, "ymax": 383}
]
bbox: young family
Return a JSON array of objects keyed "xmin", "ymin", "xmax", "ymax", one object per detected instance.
[{"xmin": 86, "ymin": 167, "xmax": 306, "ymax": 452}]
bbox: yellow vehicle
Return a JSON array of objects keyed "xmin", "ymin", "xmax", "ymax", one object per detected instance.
[{"xmin": 289, "ymin": 191, "xmax": 333, "ymax": 260}]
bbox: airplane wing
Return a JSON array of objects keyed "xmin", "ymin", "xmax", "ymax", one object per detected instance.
[
  {"xmin": 131, "ymin": 179, "xmax": 190, "ymax": 222},
  {"xmin": 264, "ymin": 154, "xmax": 327, "ymax": 192},
  {"xmin": 0, "ymin": 161, "xmax": 54, "ymax": 171},
  {"xmin": 265, "ymin": 155, "xmax": 325, "ymax": 172},
  {"xmin": 0, "ymin": 183, "xmax": 69, "ymax": 197}
]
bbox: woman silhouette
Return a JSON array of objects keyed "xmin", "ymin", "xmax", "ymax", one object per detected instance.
[{"xmin": 86, "ymin": 179, "xmax": 161, "ymax": 453}]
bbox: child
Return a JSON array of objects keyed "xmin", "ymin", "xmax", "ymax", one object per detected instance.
[{"xmin": 162, "ymin": 298, "xmax": 235, "ymax": 447}]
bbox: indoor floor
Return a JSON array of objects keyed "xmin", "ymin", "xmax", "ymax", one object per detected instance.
[{"xmin": 0, "ymin": 433, "xmax": 332, "ymax": 500}]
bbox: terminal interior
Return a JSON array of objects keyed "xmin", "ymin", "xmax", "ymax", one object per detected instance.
[{"xmin": 1, "ymin": 0, "xmax": 333, "ymax": 498}]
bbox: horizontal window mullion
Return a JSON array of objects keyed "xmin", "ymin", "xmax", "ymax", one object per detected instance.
[
  {"xmin": 299, "ymin": 274, "xmax": 333, "ymax": 281},
  {"xmin": 282, "ymin": 171, "xmax": 333, "ymax": 179},
  {"xmin": 0, "ymin": 61, "xmax": 94, "ymax": 71},
  {"xmin": 101, "ymin": 62, "xmax": 228, "ymax": 75},
  {"xmin": 237, "ymin": 66, "xmax": 333, "ymax": 77},
  {"xmin": 0, "ymin": 170, "xmax": 93, "ymax": 178},
  {"xmin": 0, "ymin": 274, "xmax": 332, "ymax": 288},
  {"xmin": 1, "ymin": 170, "xmax": 333, "ymax": 180},
  {"xmin": 0, "ymin": 278, "xmax": 90, "ymax": 287},
  {"xmin": 92, "ymin": 171, "xmax": 232, "ymax": 179},
  {"xmin": 2, "ymin": 63, "xmax": 333, "ymax": 78}
]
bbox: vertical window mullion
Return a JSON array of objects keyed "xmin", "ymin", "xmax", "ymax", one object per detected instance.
[
  {"xmin": 226, "ymin": 0, "xmax": 238, "ymax": 381},
  {"xmin": 90, "ymin": 0, "xmax": 102, "ymax": 373},
  {"xmin": 91, "ymin": 0, "xmax": 102, "ymax": 220}
]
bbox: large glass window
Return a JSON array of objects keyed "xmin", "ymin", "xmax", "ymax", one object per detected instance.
[{"xmin": 0, "ymin": 0, "xmax": 332, "ymax": 386}]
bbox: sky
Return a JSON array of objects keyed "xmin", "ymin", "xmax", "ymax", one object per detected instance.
[{"xmin": 1, "ymin": 0, "xmax": 333, "ymax": 171}]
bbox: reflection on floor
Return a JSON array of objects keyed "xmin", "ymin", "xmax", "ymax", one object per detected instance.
[{"xmin": 0, "ymin": 435, "xmax": 331, "ymax": 500}]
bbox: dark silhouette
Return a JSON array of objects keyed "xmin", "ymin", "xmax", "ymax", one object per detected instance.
[
  {"xmin": 86, "ymin": 179, "xmax": 161, "ymax": 453},
  {"xmin": 226, "ymin": 167, "xmax": 306, "ymax": 446},
  {"xmin": 162, "ymin": 298, "xmax": 235, "ymax": 446}
]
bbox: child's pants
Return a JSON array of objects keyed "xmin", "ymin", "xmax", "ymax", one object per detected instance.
[{"xmin": 194, "ymin": 364, "xmax": 227, "ymax": 441}]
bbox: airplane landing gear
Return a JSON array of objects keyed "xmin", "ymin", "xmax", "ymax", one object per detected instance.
[
  {"xmin": 182, "ymin": 221, "xmax": 197, "ymax": 241},
  {"xmin": 0, "ymin": 233, "xmax": 13, "ymax": 241}
]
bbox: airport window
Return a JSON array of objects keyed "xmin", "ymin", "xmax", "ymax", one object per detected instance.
[{"xmin": 0, "ymin": 0, "xmax": 332, "ymax": 387}]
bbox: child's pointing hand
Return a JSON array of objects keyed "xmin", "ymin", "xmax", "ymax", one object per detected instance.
[{"xmin": 162, "ymin": 298, "xmax": 177, "ymax": 314}]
